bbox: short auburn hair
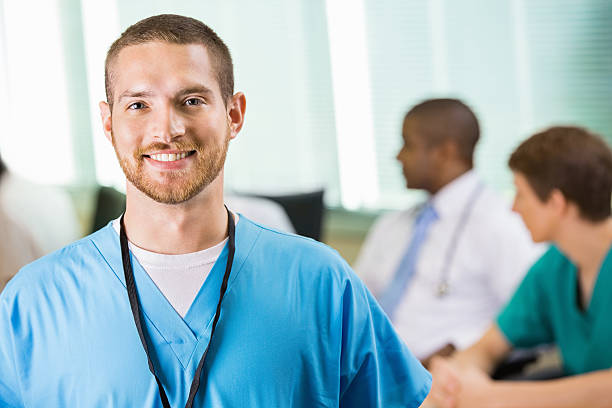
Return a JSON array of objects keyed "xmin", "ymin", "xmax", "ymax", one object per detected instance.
[
  {"xmin": 104, "ymin": 14, "xmax": 234, "ymax": 109},
  {"xmin": 509, "ymin": 126, "xmax": 612, "ymax": 222}
]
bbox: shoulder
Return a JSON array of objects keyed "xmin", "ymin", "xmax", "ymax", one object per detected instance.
[
  {"xmin": 0, "ymin": 228, "xmax": 109, "ymax": 305},
  {"xmin": 513, "ymin": 245, "xmax": 569, "ymax": 294},
  {"xmin": 250, "ymin": 218, "xmax": 347, "ymax": 266},
  {"xmin": 527, "ymin": 245, "xmax": 569, "ymax": 277},
  {"xmin": 229, "ymin": 198, "xmax": 294, "ymax": 233},
  {"xmin": 472, "ymin": 187, "xmax": 512, "ymax": 220},
  {"xmin": 242, "ymin": 218, "xmax": 359, "ymax": 287}
]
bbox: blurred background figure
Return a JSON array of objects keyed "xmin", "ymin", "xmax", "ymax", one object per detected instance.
[
  {"xmin": 0, "ymin": 154, "xmax": 42, "ymax": 292},
  {"xmin": 0, "ymin": 165, "xmax": 82, "ymax": 256},
  {"xmin": 425, "ymin": 126, "xmax": 612, "ymax": 408},
  {"xmin": 355, "ymin": 99, "xmax": 542, "ymax": 363}
]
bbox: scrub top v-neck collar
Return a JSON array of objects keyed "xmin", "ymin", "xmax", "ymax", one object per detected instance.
[
  {"xmin": 570, "ymin": 245, "xmax": 612, "ymax": 319},
  {"xmin": 91, "ymin": 217, "xmax": 261, "ymax": 370}
]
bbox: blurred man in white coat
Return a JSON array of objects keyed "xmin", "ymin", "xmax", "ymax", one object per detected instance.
[{"xmin": 355, "ymin": 98, "xmax": 541, "ymax": 365}]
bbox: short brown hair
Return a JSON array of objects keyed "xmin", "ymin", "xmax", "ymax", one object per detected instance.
[
  {"xmin": 105, "ymin": 14, "xmax": 233, "ymax": 109},
  {"xmin": 509, "ymin": 126, "xmax": 612, "ymax": 222},
  {"xmin": 406, "ymin": 98, "xmax": 480, "ymax": 166}
]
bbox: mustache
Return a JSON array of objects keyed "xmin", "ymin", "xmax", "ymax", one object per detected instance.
[{"xmin": 134, "ymin": 141, "xmax": 202, "ymax": 157}]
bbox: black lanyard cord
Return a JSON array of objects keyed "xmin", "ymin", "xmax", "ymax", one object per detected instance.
[{"xmin": 119, "ymin": 207, "xmax": 236, "ymax": 408}]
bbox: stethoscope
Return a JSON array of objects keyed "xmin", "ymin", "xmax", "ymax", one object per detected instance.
[{"xmin": 425, "ymin": 182, "xmax": 485, "ymax": 298}]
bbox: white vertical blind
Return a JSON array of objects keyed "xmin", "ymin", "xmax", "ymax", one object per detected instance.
[
  {"xmin": 0, "ymin": 0, "xmax": 75, "ymax": 184},
  {"xmin": 1, "ymin": 0, "xmax": 609, "ymax": 210},
  {"xmin": 444, "ymin": 0, "xmax": 521, "ymax": 195},
  {"xmin": 326, "ymin": 0, "xmax": 379, "ymax": 210},
  {"xmin": 362, "ymin": 0, "xmax": 612, "ymax": 209},
  {"xmin": 0, "ymin": 1, "xmax": 8, "ymax": 151},
  {"xmin": 80, "ymin": 0, "xmax": 122, "ymax": 189},
  {"xmin": 524, "ymin": 0, "xmax": 612, "ymax": 143},
  {"xmin": 363, "ymin": 0, "xmax": 434, "ymax": 208}
]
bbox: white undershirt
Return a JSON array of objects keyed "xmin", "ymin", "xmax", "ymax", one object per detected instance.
[{"xmin": 112, "ymin": 216, "xmax": 238, "ymax": 317}]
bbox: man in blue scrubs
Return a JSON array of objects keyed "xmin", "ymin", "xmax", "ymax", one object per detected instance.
[{"xmin": 0, "ymin": 14, "xmax": 430, "ymax": 407}]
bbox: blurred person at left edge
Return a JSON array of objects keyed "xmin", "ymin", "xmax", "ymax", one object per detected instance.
[{"xmin": 0, "ymin": 153, "xmax": 41, "ymax": 292}]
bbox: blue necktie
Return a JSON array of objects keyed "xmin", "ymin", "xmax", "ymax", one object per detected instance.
[{"xmin": 379, "ymin": 203, "xmax": 439, "ymax": 318}]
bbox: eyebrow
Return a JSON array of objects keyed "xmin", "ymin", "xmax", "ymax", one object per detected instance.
[
  {"xmin": 117, "ymin": 86, "xmax": 215, "ymax": 102},
  {"xmin": 118, "ymin": 89, "xmax": 155, "ymax": 102},
  {"xmin": 176, "ymin": 86, "xmax": 214, "ymax": 98}
]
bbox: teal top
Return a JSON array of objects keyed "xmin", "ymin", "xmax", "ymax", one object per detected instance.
[{"xmin": 497, "ymin": 245, "xmax": 612, "ymax": 375}]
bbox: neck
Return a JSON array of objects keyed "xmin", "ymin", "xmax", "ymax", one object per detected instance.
[
  {"xmin": 554, "ymin": 217, "xmax": 612, "ymax": 276},
  {"xmin": 429, "ymin": 164, "xmax": 471, "ymax": 195},
  {"xmin": 123, "ymin": 176, "xmax": 229, "ymax": 254}
]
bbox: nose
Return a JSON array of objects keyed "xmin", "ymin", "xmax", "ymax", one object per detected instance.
[
  {"xmin": 152, "ymin": 105, "xmax": 185, "ymax": 143},
  {"xmin": 396, "ymin": 147, "xmax": 407, "ymax": 163},
  {"xmin": 511, "ymin": 197, "xmax": 519, "ymax": 213}
]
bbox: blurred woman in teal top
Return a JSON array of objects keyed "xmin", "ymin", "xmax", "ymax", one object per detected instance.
[{"xmin": 424, "ymin": 126, "xmax": 612, "ymax": 408}]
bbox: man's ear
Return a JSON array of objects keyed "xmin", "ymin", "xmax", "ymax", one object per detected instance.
[
  {"xmin": 226, "ymin": 92, "xmax": 246, "ymax": 140},
  {"xmin": 429, "ymin": 139, "xmax": 455, "ymax": 166},
  {"xmin": 99, "ymin": 101, "xmax": 113, "ymax": 143},
  {"xmin": 437, "ymin": 139, "xmax": 460, "ymax": 161},
  {"xmin": 547, "ymin": 188, "xmax": 569, "ymax": 217}
]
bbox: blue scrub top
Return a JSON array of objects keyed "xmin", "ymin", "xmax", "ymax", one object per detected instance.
[{"xmin": 0, "ymin": 217, "xmax": 430, "ymax": 407}]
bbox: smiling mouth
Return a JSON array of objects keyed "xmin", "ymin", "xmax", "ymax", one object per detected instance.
[{"xmin": 143, "ymin": 151, "xmax": 196, "ymax": 162}]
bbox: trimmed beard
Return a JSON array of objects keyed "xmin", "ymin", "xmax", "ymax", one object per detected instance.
[{"xmin": 112, "ymin": 131, "xmax": 230, "ymax": 205}]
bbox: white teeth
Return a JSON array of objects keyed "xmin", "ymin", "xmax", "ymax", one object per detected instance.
[{"xmin": 149, "ymin": 152, "xmax": 189, "ymax": 162}]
